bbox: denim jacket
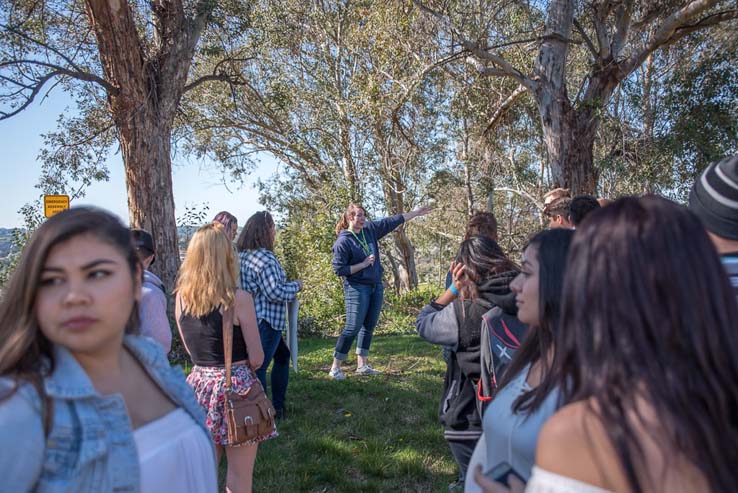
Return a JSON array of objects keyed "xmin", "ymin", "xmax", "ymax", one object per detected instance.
[{"xmin": 0, "ymin": 335, "xmax": 212, "ymax": 492}]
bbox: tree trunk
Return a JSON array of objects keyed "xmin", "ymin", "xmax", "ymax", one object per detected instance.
[
  {"xmin": 391, "ymin": 228, "xmax": 418, "ymax": 291},
  {"xmin": 338, "ymin": 114, "xmax": 359, "ymax": 201},
  {"xmin": 120, "ymin": 114, "xmax": 180, "ymax": 293},
  {"xmin": 84, "ymin": 0, "xmax": 210, "ymax": 295},
  {"xmin": 384, "ymin": 248, "xmax": 402, "ymax": 293}
]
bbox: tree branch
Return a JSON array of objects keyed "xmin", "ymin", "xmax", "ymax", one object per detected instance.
[
  {"xmin": 410, "ymin": 0, "xmax": 537, "ymax": 91},
  {"xmin": 0, "ymin": 59, "xmax": 119, "ymax": 94},
  {"xmin": 183, "ymin": 72, "xmax": 244, "ymax": 93},
  {"xmin": 0, "ymin": 71, "xmax": 58, "ymax": 120},
  {"xmin": 623, "ymin": 3, "xmax": 736, "ymax": 76},
  {"xmin": 573, "ymin": 18, "xmax": 599, "ymax": 58},
  {"xmin": 483, "ymin": 84, "xmax": 528, "ymax": 135},
  {"xmin": 3, "ymin": 24, "xmax": 97, "ymax": 77},
  {"xmin": 494, "ymin": 186, "xmax": 544, "ymax": 210}
]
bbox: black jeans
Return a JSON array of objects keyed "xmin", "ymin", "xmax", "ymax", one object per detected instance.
[
  {"xmin": 448, "ymin": 438, "xmax": 478, "ymax": 485},
  {"xmin": 255, "ymin": 320, "xmax": 290, "ymax": 411}
]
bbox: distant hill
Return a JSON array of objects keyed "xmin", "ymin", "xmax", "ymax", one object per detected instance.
[
  {"xmin": 0, "ymin": 228, "xmax": 19, "ymax": 259},
  {"xmin": 0, "ymin": 226, "xmax": 208, "ymax": 260}
]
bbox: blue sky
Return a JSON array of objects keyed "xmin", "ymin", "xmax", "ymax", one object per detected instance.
[{"xmin": 0, "ymin": 92, "xmax": 278, "ymax": 228}]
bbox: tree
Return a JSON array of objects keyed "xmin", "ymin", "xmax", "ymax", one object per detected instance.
[
  {"xmin": 0, "ymin": 0, "xmax": 250, "ymax": 289},
  {"xmin": 413, "ymin": 0, "xmax": 738, "ymax": 193},
  {"xmin": 187, "ymin": 0, "xmax": 451, "ymax": 290}
]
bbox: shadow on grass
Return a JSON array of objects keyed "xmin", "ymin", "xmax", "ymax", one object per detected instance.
[{"xmin": 249, "ymin": 334, "xmax": 457, "ymax": 493}]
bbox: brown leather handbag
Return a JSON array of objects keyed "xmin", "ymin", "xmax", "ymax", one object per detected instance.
[{"xmin": 222, "ymin": 307, "xmax": 276, "ymax": 445}]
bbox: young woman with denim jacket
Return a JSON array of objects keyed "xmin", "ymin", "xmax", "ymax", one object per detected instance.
[
  {"xmin": 328, "ymin": 203, "xmax": 431, "ymax": 379},
  {"xmin": 0, "ymin": 207, "xmax": 217, "ymax": 493}
]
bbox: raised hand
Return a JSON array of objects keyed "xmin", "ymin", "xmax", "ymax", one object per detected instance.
[
  {"xmin": 413, "ymin": 205, "xmax": 433, "ymax": 217},
  {"xmin": 449, "ymin": 261, "xmax": 466, "ymax": 290}
]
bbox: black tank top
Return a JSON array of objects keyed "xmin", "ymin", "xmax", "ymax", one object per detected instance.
[{"xmin": 178, "ymin": 308, "xmax": 248, "ymax": 366}]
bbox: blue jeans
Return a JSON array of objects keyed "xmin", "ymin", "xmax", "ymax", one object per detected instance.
[
  {"xmin": 334, "ymin": 282, "xmax": 384, "ymax": 360},
  {"xmin": 255, "ymin": 320, "xmax": 290, "ymax": 411}
]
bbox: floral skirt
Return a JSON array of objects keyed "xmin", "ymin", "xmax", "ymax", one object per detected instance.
[{"xmin": 187, "ymin": 364, "xmax": 278, "ymax": 446}]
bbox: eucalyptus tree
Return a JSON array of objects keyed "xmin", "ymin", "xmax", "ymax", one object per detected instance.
[
  {"xmin": 187, "ymin": 0, "xmax": 453, "ymax": 290},
  {"xmin": 0, "ymin": 0, "xmax": 252, "ymax": 288},
  {"xmin": 185, "ymin": 0, "xmax": 371, "ymax": 202},
  {"xmin": 412, "ymin": 0, "xmax": 738, "ymax": 193}
]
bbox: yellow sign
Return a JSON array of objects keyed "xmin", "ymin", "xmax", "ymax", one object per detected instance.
[{"xmin": 44, "ymin": 195, "xmax": 70, "ymax": 218}]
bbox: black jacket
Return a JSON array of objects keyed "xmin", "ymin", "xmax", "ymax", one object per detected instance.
[{"xmin": 416, "ymin": 270, "xmax": 518, "ymax": 441}]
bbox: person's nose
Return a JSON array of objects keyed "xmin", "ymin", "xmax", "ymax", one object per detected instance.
[
  {"xmin": 510, "ymin": 273, "xmax": 523, "ymax": 294},
  {"xmin": 62, "ymin": 277, "xmax": 93, "ymax": 306}
]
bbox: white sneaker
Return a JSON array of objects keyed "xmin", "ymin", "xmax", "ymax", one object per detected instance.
[
  {"xmin": 355, "ymin": 364, "xmax": 382, "ymax": 376},
  {"xmin": 328, "ymin": 368, "xmax": 346, "ymax": 380}
]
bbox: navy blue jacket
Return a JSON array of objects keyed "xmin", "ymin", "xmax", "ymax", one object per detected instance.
[{"xmin": 332, "ymin": 214, "xmax": 405, "ymax": 285}]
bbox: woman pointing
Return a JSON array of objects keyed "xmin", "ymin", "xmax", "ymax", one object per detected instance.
[{"xmin": 328, "ymin": 203, "xmax": 431, "ymax": 380}]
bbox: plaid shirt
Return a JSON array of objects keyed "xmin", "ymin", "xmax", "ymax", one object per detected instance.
[{"xmin": 239, "ymin": 249, "xmax": 300, "ymax": 331}]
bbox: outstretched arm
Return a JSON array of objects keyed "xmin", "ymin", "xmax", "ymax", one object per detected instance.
[{"xmin": 402, "ymin": 205, "xmax": 432, "ymax": 222}]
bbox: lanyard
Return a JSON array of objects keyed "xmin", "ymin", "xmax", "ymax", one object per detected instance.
[{"xmin": 350, "ymin": 229, "xmax": 371, "ymax": 256}]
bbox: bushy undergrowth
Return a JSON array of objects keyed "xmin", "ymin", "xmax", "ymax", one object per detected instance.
[{"xmin": 297, "ymin": 283, "xmax": 439, "ymax": 338}]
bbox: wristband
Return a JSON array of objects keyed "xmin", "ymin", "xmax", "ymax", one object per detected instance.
[{"xmin": 449, "ymin": 284, "xmax": 459, "ymax": 296}]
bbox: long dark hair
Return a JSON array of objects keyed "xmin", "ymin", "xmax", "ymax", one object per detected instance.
[
  {"xmin": 495, "ymin": 228, "xmax": 574, "ymax": 412},
  {"xmin": 454, "ymin": 236, "xmax": 517, "ymax": 308},
  {"xmin": 463, "ymin": 211, "xmax": 498, "ymax": 241},
  {"xmin": 554, "ymin": 196, "xmax": 738, "ymax": 492},
  {"xmin": 0, "ymin": 207, "xmax": 141, "ymax": 382},
  {"xmin": 237, "ymin": 211, "xmax": 275, "ymax": 252}
]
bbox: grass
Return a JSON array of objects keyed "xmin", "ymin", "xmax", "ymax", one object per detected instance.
[{"xmin": 238, "ymin": 334, "xmax": 456, "ymax": 493}]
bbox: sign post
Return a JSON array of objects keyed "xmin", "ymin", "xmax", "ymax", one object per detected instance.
[{"xmin": 44, "ymin": 195, "xmax": 70, "ymax": 218}]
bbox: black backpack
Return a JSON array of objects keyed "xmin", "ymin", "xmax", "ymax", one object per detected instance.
[{"xmin": 478, "ymin": 306, "xmax": 528, "ymax": 410}]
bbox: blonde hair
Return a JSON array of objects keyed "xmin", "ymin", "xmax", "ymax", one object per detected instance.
[
  {"xmin": 176, "ymin": 223, "xmax": 238, "ymax": 317},
  {"xmin": 335, "ymin": 203, "xmax": 365, "ymax": 235}
]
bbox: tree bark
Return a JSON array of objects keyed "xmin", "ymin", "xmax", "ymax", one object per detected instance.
[
  {"xmin": 374, "ymin": 119, "xmax": 419, "ymax": 291},
  {"xmin": 391, "ymin": 228, "xmax": 418, "ymax": 291},
  {"xmin": 120, "ymin": 116, "xmax": 180, "ymax": 293},
  {"xmin": 383, "ymin": 248, "xmax": 402, "ymax": 293}
]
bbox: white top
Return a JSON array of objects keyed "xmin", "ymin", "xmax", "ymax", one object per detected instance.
[
  {"xmin": 134, "ymin": 408, "xmax": 218, "ymax": 493},
  {"xmin": 464, "ymin": 432, "xmax": 487, "ymax": 493},
  {"xmin": 483, "ymin": 365, "xmax": 560, "ymax": 480},
  {"xmin": 526, "ymin": 466, "xmax": 613, "ymax": 493}
]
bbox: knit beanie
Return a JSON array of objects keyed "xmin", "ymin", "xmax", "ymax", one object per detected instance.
[{"xmin": 688, "ymin": 155, "xmax": 738, "ymax": 240}]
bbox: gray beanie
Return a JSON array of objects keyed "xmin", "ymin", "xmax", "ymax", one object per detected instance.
[{"xmin": 688, "ymin": 155, "xmax": 738, "ymax": 240}]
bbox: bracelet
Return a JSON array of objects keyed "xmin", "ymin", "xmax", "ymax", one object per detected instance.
[{"xmin": 449, "ymin": 284, "xmax": 459, "ymax": 296}]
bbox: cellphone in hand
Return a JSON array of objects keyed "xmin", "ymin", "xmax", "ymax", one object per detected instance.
[{"xmin": 484, "ymin": 462, "xmax": 525, "ymax": 487}]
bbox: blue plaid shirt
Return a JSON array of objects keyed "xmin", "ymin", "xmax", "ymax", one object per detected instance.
[{"xmin": 239, "ymin": 249, "xmax": 300, "ymax": 331}]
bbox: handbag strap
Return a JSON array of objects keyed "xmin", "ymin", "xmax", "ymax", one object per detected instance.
[{"xmin": 222, "ymin": 305, "xmax": 235, "ymax": 390}]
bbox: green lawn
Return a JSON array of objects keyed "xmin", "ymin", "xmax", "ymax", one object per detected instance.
[{"xmin": 240, "ymin": 334, "xmax": 456, "ymax": 492}]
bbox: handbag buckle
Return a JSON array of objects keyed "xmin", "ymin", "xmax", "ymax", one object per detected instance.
[{"xmin": 244, "ymin": 416, "xmax": 254, "ymax": 425}]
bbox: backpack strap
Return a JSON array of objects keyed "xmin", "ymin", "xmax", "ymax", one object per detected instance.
[
  {"xmin": 222, "ymin": 306, "xmax": 235, "ymax": 389},
  {"xmin": 479, "ymin": 311, "xmax": 497, "ymax": 406}
]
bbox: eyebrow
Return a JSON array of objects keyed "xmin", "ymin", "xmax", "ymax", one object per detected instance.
[{"xmin": 42, "ymin": 258, "xmax": 119, "ymax": 272}]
